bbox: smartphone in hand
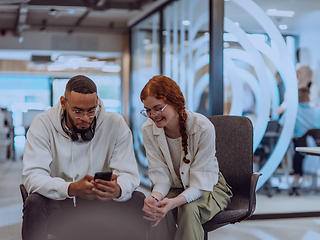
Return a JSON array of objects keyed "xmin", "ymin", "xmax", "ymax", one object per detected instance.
[{"xmin": 94, "ymin": 171, "xmax": 112, "ymax": 181}]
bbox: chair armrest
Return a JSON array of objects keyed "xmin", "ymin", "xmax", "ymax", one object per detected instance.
[{"xmin": 244, "ymin": 173, "xmax": 262, "ymax": 220}]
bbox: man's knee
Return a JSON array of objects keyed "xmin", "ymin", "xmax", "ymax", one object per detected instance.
[
  {"xmin": 22, "ymin": 193, "xmax": 52, "ymax": 240},
  {"xmin": 117, "ymin": 191, "xmax": 146, "ymax": 220},
  {"xmin": 129, "ymin": 191, "xmax": 145, "ymax": 207},
  {"xmin": 121, "ymin": 191, "xmax": 148, "ymax": 236},
  {"xmin": 24, "ymin": 193, "xmax": 50, "ymax": 214}
]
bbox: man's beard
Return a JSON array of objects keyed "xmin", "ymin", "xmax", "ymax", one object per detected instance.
[{"xmin": 67, "ymin": 112, "xmax": 90, "ymax": 134}]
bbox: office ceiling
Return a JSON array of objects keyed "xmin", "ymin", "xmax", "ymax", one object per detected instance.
[
  {"xmin": 0, "ymin": 0, "xmax": 162, "ymax": 35},
  {"xmin": 0, "ymin": 0, "xmax": 319, "ymax": 36},
  {"xmin": 0, "ymin": 0, "xmax": 319, "ymax": 64}
]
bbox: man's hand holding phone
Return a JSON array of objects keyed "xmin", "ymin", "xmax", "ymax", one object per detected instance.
[
  {"xmin": 92, "ymin": 172, "xmax": 122, "ymax": 201},
  {"xmin": 68, "ymin": 174, "xmax": 97, "ymax": 200}
]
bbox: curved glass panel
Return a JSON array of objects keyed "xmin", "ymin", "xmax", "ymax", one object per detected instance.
[{"xmin": 225, "ymin": 0, "xmax": 298, "ymax": 189}]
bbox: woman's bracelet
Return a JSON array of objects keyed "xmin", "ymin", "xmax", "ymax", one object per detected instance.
[{"xmin": 150, "ymin": 195, "xmax": 159, "ymax": 202}]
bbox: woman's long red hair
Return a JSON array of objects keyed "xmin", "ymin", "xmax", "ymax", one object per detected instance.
[{"xmin": 140, "ymin": 75, "xmax": 190, "ymax": 164}]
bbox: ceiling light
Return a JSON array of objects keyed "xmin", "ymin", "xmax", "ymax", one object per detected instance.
[
  {"xmin": 49, "ymin": 9, "xmax": 58, "ymax": 16},
  {"xmin": 72, "ymin": 64, "xmax": 79, "ymax": 70},
  {"xmin": 279, "ymin": 25, "xmax": 288, "ymax": 30},
  {"xmin": 68, "ymin": 9, "xmax": 75, "ymax": 14},
  {"xmin": 234, "ymin": 22, "xmax": 240, "ymax": 27},
  {"xmin": 266, "ymin": 9, "xmax": 295, "ymax": 17},
  {"xmin": 182, "ymin": 20, "xmax": 190, "ymax": 26},
  {"xmin": 47, "ymin": 64, "xmax": 65, "ymax": 71}
]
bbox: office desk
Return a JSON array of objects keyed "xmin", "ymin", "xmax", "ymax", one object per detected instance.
[{"xmin": 295, "ymin": 147, "xmax": 320, "ymax": 156}]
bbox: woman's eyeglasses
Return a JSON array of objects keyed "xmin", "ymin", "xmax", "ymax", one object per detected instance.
[{"xmin": 140, "ymin": 104, "xmax": 167, "ymax": 118}]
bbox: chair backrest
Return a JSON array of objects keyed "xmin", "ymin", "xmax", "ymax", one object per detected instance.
[{"xmin": 207, "ymin": 115, "xmax": 253, "ymax": 210}]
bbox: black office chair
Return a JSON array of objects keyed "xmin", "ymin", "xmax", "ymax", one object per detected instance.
[
  {"xmin": 202, "ymin": 115, "xmax": 261, "ymax": 240},
  {"xmin": 20, "ymin": 184, "xmax": 28, "ymax": 204}
]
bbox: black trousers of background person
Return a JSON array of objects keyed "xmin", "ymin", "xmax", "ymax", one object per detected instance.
[
  {"xmin": 293, "ymin": 135, "xmax": 308, "ymax": 176},
  {"xmin": 22, "ymin": 191, "xmax": 147, "ymax": 240}
]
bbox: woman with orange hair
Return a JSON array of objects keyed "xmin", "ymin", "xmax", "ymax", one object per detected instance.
[{"xmin": 140, "ymin": 75, "xmax": 232, "ymax": 240}]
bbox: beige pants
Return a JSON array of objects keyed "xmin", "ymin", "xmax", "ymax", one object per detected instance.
[{"xmin": 147, "ymin": 172, "xmax": 232, "ymax": 240}]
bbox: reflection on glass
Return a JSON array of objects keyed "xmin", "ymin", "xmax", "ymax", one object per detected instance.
[
  {"xmin": 0, "ymin": 75, "xmax": 50, "ymax": 159},
  {"xmin": 131, "ymin": 12, "xmax": 161, "ymax": 186},
  {"xmin": 52, "ymin": 75, "xmax": 121, "ymax": 113}
]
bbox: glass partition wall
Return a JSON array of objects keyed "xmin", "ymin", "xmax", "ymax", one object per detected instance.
[
  {"xmin": 224, "ymin": 1, "xmax": 298, "ymax": 192},
  {"xmin": 130, "ymin": 0, "xmax": 308, "ymax": 209},
  {"xmin": 130, "ymin": 0, "xmax": 210, "ymax": 186},
  {"xmin": 162, "ymin": 0, "xmax": 210, "ymax": 114}
]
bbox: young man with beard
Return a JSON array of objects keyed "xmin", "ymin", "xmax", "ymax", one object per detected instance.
[{"xmin": 22, "ymin": 75, "xmax": 146, "ymax": 240}]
